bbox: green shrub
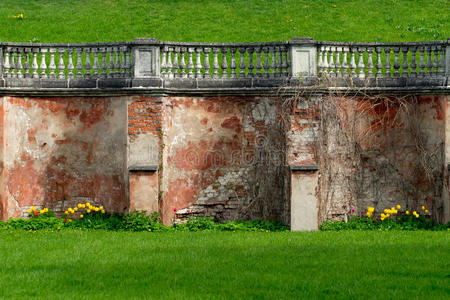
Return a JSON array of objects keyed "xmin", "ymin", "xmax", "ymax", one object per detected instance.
[{"xmin": 0, "ymin": 211, "xmax": 288, "ymax": 233}]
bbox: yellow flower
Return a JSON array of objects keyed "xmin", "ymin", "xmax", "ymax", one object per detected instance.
[
  {"xmin": 367, "ymin": 207, "xmax": 375, "ymax": 213},
  {"xmin": 27, "ymin": 209, "xmax": 32, "ymax": 214},
  {"xmin": 39, "ymin": 209, "xmax": 44, "ymax": 214},
  {"xmin": 99, "ymin": 206, "xmax": 104, "ymax": 210},
  {"xmin": 386, "ymin": 214, "xmax": 390, "ymax": 218},
  {"xmin": 87, "ymin": 209, "xmax": 91, "ymax": 213},
  {"xmin": 101, "ymin": 210, "xmax": 105, "ymax": 214},
  {"xmin": 421, "ymin": 206, "xmax": 425, "ymax": 210},
  {"xmin": 384, "ymin": 209, "xmax": 389, "ymax": 214},
  {"xmin": 74, "ymin": 207, "xmax": 78, "ymax": 212},
  {"xmin": 31, "ymin": 206, "xmax": 36, "ymax": 211},
  {"xmin": 95, "ymin": 207, "xmax": 100, "ymax": 212},
  {"xmin": 415, "ymin": 214, "xmax": 419, "ymax": 218},
  {"xmin": 80, "ymin": 214, "xmax": 84, "ymax": 218},
  {"xmin": 69, "ymin": 219, "xmax": 72, "ymax": 222},
  {"xmin": 381, "ymin": 213, "xmax": 386, "ymax": 218},
  {"xmin": 64, "ymin": 211, "xmax": 69, "ymax": 215},
  {"xmin": 81, "ymin": 204, "xmax": 85, "ymax": 208},
  {"xmin": 78, "ymin": 203, "xmax": 82, "ymax": 208},
  {"xmin": 406, "ymin": 210, "xmax": 409, "ymax": 215},
  {"xmin": 86, "ymin": 202, "xmax": 90, "ymax": 207},
  {"xmin": 396, "ymin": 205, "xmax": 401, "ymax": 209},
  {"xmin": 425, "ymin": 209, "xmax": 429, "ymax": 213}
]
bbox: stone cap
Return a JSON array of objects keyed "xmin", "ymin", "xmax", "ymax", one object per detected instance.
[
  {"xmin": 128, "ymin": 165, "xmax": 158, "ymax": 171},
  {"xmin": 290, "ymin": 164, "xmax": 319, "ymax": 171}
]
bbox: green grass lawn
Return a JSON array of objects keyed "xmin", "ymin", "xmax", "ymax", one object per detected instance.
[
  {"xmin": 0, "ymin": 230, "xmax": 448, "ymax": 299},
  {"xmin": 0, "ymin": 0, "xmax": 448, "ymax": 43}
]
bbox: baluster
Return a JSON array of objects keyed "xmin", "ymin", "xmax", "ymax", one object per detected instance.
[
  {"xmin": 418, "ymin": 46, "xmax": 425, "ymax": 77},
  {"xmin": 112, "ymin": 47, "xmax": 120, "ymax": 78},
  {"xmin": 67, "ymin": 48, "xmax": 74, "ymax": 79},
  {"xmin": 3, "ymin": 48, "xmax": 10, "ymax": 77},
  {"xmin": 431, "ymin": 46, "xmax": 438, "ymax": 78},
  {"xmin": 187, "ymin": 47, "xmax": 194, "ymax": 78},
  {"xmin": 375, "ymin": 47, "xmax": 383, "ymax": 79},
  {"xmin": 255, "ymin": 47, "xmax": 262, "ymax": 77},
  {"xmin": 212, "ymin": 47, "xmax": 219, "ymax": 79},
  {"xmin": 425, "ymin": 46, "xmax": 432, "ymax": 77},
  {"xmin": 318, "ymin": 46, "xmax": 324, "ymax": 76},
  {"xmin": 400, "ymin": 47, "xmax": 408, "ymax": 78},
  {"xmin": 75, "ymin": 48, "xmax": 83, "ymax": 79},
  {"xmin": 23, "ymin": 48, "xmax": 31, "ymax": 78},
  {"xmin": 48, "ymin": 48, "xmax": 56, "ymax": 79},
  {"xmin": 9, "ymin": 48, "xmax": 16, "ymax": 78},
  {"xmin": 238, "ymin": 47, "xmax": 246, "ymax": 78},
  {"xmin": 410, "ymin": 47, "xmax": 417, "ymax": 78},
  {"xmin": 230, "ymin": 47, "xmax": 237, "ymax": 78},
  {"xmin": 120, "ymin": 46, "xmax": 127, "ymax": 77},
  {"xmin": 366, "ymin": 47, "xmax": 374, "ymax": 78},
  {"xmin": 195, "ymin": 47, "xmax": 203, "ymax": 78},
  {"xmin": 166, "ymin": 47, "xmax": 173, "ymax": 78},
  {"xmin": 106, "ymin": 47, "xmax": 113, "ymax": 78},
  {"xmin": 438, "ymin": 46, "xmax": 445, "ymax": 77},
  {"xmin": 91, "ymin": 48, "xmax": 100, "ymax": 78},
  {"xmin": 392, "ymin": 47, "xmax": 400, "ymax": 77},
  {"xmin": 204, "ymin": 48, "xmax": 211, "ymax": 78},
  {"xmin": 173, "ymin": 47, "xmax": 180, "ymax": 78},
  {"xmin": 342, "ymin": 46, "xmax": 349, "ymax": 77},
  {"xmin": 125, "ymin": 49, "xmax": 131, "ymax": 77},
  {"xmin": 270, "ymin": 47, "xmax": 277, "ymax": 78},
  {"xmin": 275, "ymin": 47, "xmax": 282, "ymax": 77},
  {"xmin": 281, "ymin": 45, "xmax": 288, "ymax": 77},
  {"xmin": 328, "ymin": 47, "xmax": 335, "ymax": 77},
  {"xmin": 99, "ymin": 47, "xmax": 107, "ymax": 78},
  {"xmin": 349, "ymin": 47, "xmax": 356, "ymax": 78},
  {"xmin": 39, "ymin": 48, "xmax": 48, "ymax": 79},
  {"xmin": 247, "ymin": 47, "xmax": 254, "ymax": 77},
  {"xmin": 179, "ymin": 47, "xmax": 187, "ymax": 78},
  {"xmin": 357, "ymin": 47, "xmax": 365, "ymax": 79},
  {"xmin": 323, "ymin": 46, "xmax": 329, "ymax": 75},
  {"xmin": 16, "ymin": 48, "xmax": 23, "ymax": 78},
  {"xmin": 335, "ymin": 47, "xmax": 342, "ymax": 78},
  {"xmin": 84, "ymin": 48, "xmax": 91, "ymax": 79},
  {"xmin": 220, "ymin": 47, "xmax": 228, "ymax": 78},
  {"xmin": 57, "ymin": 48, "xmax": 65, "ymax": 79},
  {"xmin": 384, "ymin": 47, "xmax": 391, "ymax": 78},
  {"xmin": 161, "ymin": 46, "xmax": 167, "ymax": 77},
  {"xmin": 263, "ymin": 47, "xmax": 269, "ymax": 77}
]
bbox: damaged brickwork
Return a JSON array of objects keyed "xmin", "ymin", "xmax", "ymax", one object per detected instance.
[{"xmin": 0, "ymin": 93, "xmax": 448, "ymax": 226}]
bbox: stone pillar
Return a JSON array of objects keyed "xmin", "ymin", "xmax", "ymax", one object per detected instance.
[
  {"xmin": 444, "ymin": 95, "xmax": 450, "ymax": 223},
  {"xmin": 132, "ymin": 38, "xmax": 160, "ymax": 79},
  {"xmin": 129, "ymin": 166, "xmax": 159, "ymax": 212},
  {"xmin": 446, "ymin": 38, "xmax": 450, "ymax": 85},
  {"xmin": 290, "ymin": 165, "xmax": 319, "ymax": 231},
  {"xmin": 289, "ymin": 37, "xmax": 317, "ymax": 78}
]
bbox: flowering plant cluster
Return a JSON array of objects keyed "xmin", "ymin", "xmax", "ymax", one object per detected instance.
[
  {"xmin": 12, "ymin": 13, "xmax": 24, "ymax": 20},
  {"xmin": 365, "ymin": 204, "xmax": 430, "ymax": 221},
  {"xmin": 27, "ymin": 206, "xmax": 49, "ymax": 217},
  {"xmin": 64, "ymin": 202, "xmax": 105, "ymax": 221}
]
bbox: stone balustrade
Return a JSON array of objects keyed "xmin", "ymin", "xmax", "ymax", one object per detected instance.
[{"xmin": 0, "ymin": 38, "xmax": 448, "ymax": 89}]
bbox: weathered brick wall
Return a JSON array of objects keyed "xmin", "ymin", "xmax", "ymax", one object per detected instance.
[
  {"xmin": 0, "ymin": 96, "xmax": 127, "ymax": 219},
  {"xmin": 0, "ymin": 93, "xmax": 448, "ymax": 225}
]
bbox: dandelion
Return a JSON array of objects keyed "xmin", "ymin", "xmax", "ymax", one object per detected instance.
[
  {"xmin": 396, "ymin": 205, "xmax": 401, "ymax": 209},
  {"xmin": 406, "ymin": 210, "xmax": 410, "ymax": 215},
  {"xmin": 87, "ymin": 209, "xmax": 91, "ymax": 213},
  {"xmin": 421, "ymin": 206, "xmax": 425, "ymax": 210},
  {"xmin": 80, "ymin": 214, "xmax": 84, "ymax": 218},
  {"xmin": 425, "ymin": 209, "xmax": 429, "ymax": 213}
]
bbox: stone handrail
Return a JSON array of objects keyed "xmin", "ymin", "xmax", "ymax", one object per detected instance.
[{"xmin": 0, "ymin": 38, "xmax": 448, "ymax": 89}]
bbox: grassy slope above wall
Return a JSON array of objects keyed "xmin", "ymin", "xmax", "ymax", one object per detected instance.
[{"xmin": 0, "ymin": 0, "xmax": 448, "ymax": 43}]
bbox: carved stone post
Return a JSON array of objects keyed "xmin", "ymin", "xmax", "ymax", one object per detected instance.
[
  {"xmin": 132, "ymin": 38, "xmax": 160, "ymax": 79},
  {"xmin": 289, "ymin": 37, "xmax": 316, "ymax": 79}
]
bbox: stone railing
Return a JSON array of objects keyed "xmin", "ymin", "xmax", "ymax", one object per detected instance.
[{"xmin": 0, "ymin": 38, "xmax": 448, "ymax": 89}]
